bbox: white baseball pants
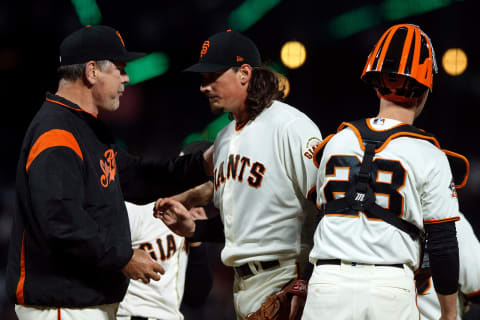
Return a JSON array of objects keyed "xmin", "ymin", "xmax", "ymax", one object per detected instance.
[
  {"xmin": 233, "ymin": 259, "xmax": 297, "ymax": 320},
  {"xmin": 15, "ymin": 302, "xmax": 119, "ymax": 320},
  {"xmin": 302, "ymin": 261, "xmax": 418, "ymax": 320}
]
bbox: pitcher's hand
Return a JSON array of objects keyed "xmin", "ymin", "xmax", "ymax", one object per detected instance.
[{"xmin": 154, "ymin": 198, "xmax": 195, "ymax": 237}]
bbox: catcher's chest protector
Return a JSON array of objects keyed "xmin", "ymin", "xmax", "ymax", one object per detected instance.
[
  {"xmin": 315, "ymin": 118, "xmax": 469, "ymax": 191},
  {"xmin": 314, "ymin": 118, "xmax": 468, "ymax": 239}
]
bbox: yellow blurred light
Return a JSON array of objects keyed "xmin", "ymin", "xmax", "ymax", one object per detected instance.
[
  {"xmin": 275, "ymin": 72, "xmax": 291, "ymax": 98},
  {"xmin": 281, "ymin": 41, "xmax": 306, "ymax": 69},
  {"xmin": 442, "ymin": 48, "xmax": 467, "ymax": 76}
]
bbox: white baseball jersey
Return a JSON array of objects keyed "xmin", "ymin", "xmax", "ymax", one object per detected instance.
[
  {"xmin": 418, "ymin": 212, "xmax": 480, "ymax": 320},
  {"xmin": 310, "ymin": 118, "xmax": 460, "ymax": 269},
  {"xmin": 212, "ymin": 100, "xmax": 322, "ymax": 266},
  {"xmin": 117, "ymin": 202, "xmax": 188, "ymax": 320}
]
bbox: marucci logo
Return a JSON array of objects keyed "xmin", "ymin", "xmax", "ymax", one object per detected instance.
[
  {"xmin": 355, "ymin": 193, "xmax": 365, "ymax": 202},
  {"xmin": 100, "ymin": 149, "xmax": 117, "ymax": 187},
  {"xmin": 200, "ymin": 40, "xmax": 210, "ymax": 58}
]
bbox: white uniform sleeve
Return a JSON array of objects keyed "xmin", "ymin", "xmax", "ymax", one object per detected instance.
[
  {"xmin": 421, "ymin": 153, "xmax": 459, "ymax": 223},
  {"xmin": 280, "ymin": 116, "xmax": 322, "ymax": 201},
  {"xmin": 125, "ymin": 201, "xmax": 148, "ymax": 243},
  {"xmin": 457, "ymin": 213, "xmax": 480, "ymax": 298}
]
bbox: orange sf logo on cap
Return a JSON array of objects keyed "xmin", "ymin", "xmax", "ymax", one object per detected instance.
[
  {"xmin": 115, "ymin": 30, "xmax": 125, "ymax": 47},
  {"xmin": 200, "ymin": 40, "xmax": 210, "ymax": 58}
]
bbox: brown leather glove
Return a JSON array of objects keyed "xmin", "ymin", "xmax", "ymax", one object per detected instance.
[{"xmin": 245, "ymin": 280, "xmax": 307, "ymax": 320}]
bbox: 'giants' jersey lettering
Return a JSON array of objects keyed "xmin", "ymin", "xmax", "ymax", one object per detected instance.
[
  {"xmin": 214, "ymin": 154, "xmax": 265, "ymax": 190},
  {"xmin": 139, "ymin": 234, "xmax": 184, "ymax": 262}
]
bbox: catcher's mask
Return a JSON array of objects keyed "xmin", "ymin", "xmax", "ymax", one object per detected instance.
[{"xmin": 361, "ymin": 24, "xmax": 438, "ymax": 103}]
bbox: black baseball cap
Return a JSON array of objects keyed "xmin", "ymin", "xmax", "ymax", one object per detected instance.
[
  {"xmin": 59, "ymin": 25, "xmax": 145, "ymax": 66},
  {"xmin": 184, "ymin": 30, "xmax": 261, "ymax": 72}
]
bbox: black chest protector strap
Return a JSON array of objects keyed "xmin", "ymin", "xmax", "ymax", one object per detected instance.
[{"xmin": 322, "ymin": 119, "xmax": 436, "ymax": 241}]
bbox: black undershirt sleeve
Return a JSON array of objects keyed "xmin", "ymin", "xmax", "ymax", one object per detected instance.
[
  {"xmin": 425, "ymin": 221, "xmax": 459, "ymax": 295},
  {"xmin": 182, "ymin": 243, "xmax": 213, "ymax": 307},
  {"xmin": 188, "ymin": 214, "xmax": 225, "ymax": 243},
  {"xmin": 118, "ymin": 148, "xmax": 208, "ymax": 204}
]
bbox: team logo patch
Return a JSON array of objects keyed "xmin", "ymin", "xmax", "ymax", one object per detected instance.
[
  {"xmin": 449, "ymin": 179, "xmax": 457, "ymax": 198},
  {"xmin": 373, "ymin": 118, "xmax": 385, "ymax": 125},
  {"xmin": 100, "ymin": 149, "xmax": 117, "ymax": 187},
  {"xmin": 304, "ymin": 137, "xmax": 321, "ymax": 159}
]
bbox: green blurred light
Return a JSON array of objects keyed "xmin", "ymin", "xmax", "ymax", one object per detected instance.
[
  {"xmin": 229, "ymin": 0, "xmax": 282, "ymax": 32},
  {"xmin": 383, "ymin": 0, "xmax": 453, "ymax": 21},
  {"xmin": 328, "ymin": 0, "xmax": 463, "ymax": 39},
  {"xmin": 204, "ymin": 113, "xmax": 232, "ymax": 142},
  {"xmin": 125, "ymin": 52, "xmax": 169, "ymax": 85},
  {"xmin": 182, "ymin": 113, "xmax": 232, "ymax": 147},
  {"xmin": 329, "ymin": 5, "xmax": 379, "ymax": 39},
  {"xmin": 71, "ymin": 0, "xmax": 102, "ymax": 25}
]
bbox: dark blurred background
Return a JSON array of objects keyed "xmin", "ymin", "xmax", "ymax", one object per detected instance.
[{"xmin": 1, "ymin": 0, "xmax": 479, "ymax": 319}]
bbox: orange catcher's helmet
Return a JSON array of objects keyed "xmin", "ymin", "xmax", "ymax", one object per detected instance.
[{"xmin": 361, "ymin": 24, "xmax": 438, "ymax": 103}]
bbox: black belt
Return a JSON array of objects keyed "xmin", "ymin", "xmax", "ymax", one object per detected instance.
[
  {"xmin": 234, "ymin": 260, "xmax": 280, "ymax": 277},
  {"xmin": 316, "ymin": 259, "xmax": 403, "ymax": 269},
  {"xmin": 130, "ymin": 317, "xmax": 148, "ymax": 320}
]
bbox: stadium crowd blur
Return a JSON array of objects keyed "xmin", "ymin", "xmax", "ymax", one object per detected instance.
[{"xmin": 1, "ymin": 0, "xmax": 479, "ymax": 319}]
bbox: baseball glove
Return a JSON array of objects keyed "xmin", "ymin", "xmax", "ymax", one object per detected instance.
[{"xmin": 245, "ymin": 279, "xmax": 307, "ymax": 320}]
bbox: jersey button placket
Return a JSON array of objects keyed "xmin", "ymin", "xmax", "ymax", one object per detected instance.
[{"xmin": 225, "ymin": 132, "xmax": 239, "ymax": 244}]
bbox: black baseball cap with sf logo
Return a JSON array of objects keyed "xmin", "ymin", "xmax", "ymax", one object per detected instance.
[
  {"xmin": 59, "ymin": 25, "xmax": 145, "ymax": 66},
  {"xmin": 184, "ymin": 30, "xmax": 261, "ymax": 73}
]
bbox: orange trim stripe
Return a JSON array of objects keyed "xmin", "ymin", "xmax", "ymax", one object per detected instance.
[
  {"xmin": 410, "ymin": 27, "xmax": 422, "ymax": 83},
  {"xmin": 235, "ymin": 121, "xmax": 248, "ymax": 131},
  {"xmin": 15, "ymin": 231, "xmax": 26, "ymax": 305},
  {"xmin": 26, "ymin": 129, "xmax": 83, "ymax": 172},
  {"xmin": 57, "ymin": 308, "xmax": 61, "ymax": 320},
  {"xmin": 442, "ymin": 149, "xmax": 470, "ymax": 189},
  {"xmin": 423, "ymin": 216, "xmax": 460, "ymax": 224},
  {"xmin": 46, "ymin": 98, "xmax": 98, "ymax": 118},
  {"xmin": 312, "ymin": 134, "xmax": 334, "ymax": 168},
  {"xmin": 338, "ymin": 122, "xmax": 365, "ymax": 151},
  {"xmin": 465, "ymin": 288, "xmax": 480, "ymax": 297},
  {"xmin": 376, "ymin": 25, "xmax": 400, "ymax": 71},
  {"xmin": 376, "ymin": 132, "xmax": 441, "ymax": 153},
  {"xmin": 340, "ymin": 120, "xmax": 442, "ymax": 152},
  {"xmin": 367, "ymin": 28, "xmax": 390, "ymax": 72}
]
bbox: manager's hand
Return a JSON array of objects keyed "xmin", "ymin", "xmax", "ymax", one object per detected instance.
[{"xmin": 122, "ymin": 248, "xmax": 165, "ymax": 284}]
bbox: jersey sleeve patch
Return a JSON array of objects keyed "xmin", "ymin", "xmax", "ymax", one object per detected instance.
[{"xmin": 304, "ymin": 137, "xmax": 321, "ymax": 160}]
